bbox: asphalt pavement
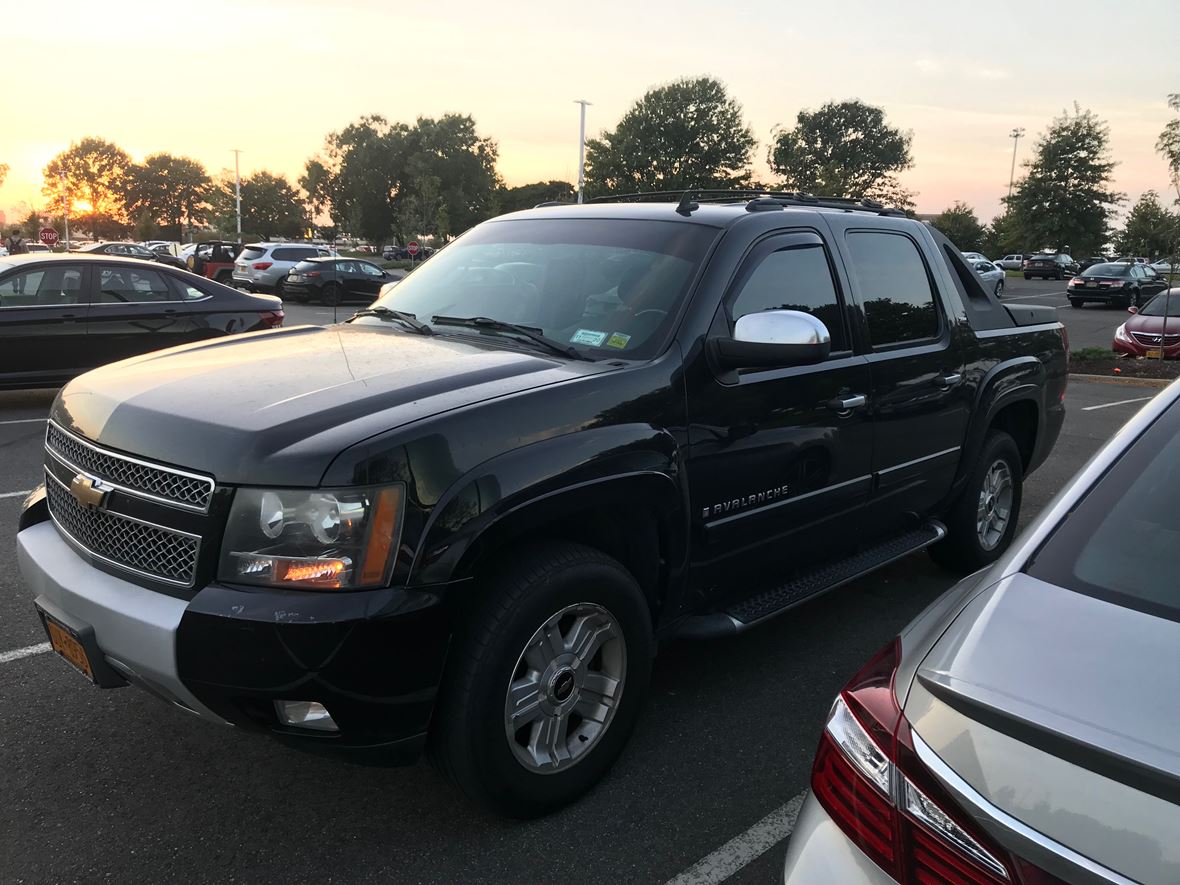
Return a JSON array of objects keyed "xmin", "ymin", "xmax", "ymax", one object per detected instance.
[
  {"xmin": 1001, "ymin": 274, "xmax": 1127, "ymax": 351},
  {"xmin": 0, "ymin": 374, "xmax": 1154, "ymax": 885}
]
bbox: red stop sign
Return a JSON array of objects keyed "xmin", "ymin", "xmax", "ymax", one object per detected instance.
[
  {"xmin": 39, "ymin": 228, "xmax": 59, "ymax": 246},
  {"xmin": 406, "ymin": 241, "xmax": 420, "ymax": 256}
]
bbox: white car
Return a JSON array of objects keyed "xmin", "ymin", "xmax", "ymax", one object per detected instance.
[
  {"xmin": 970, "ymin": 259, "xmax": 1005, "ymax": 297},
  {"xmin": 959, "ymin": 251, "xmax": 990, "ymax": 263},
  {"xmin": 1150, "ymin": 258, "xmax": 1177, "ymax": 274},
  {"xmin": 995, "ymin": 254, "xmax": 1025, "ymax": 270}
]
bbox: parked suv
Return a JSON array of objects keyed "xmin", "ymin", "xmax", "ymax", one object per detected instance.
[
  {"xmin": 17, "ymin": 193, "xmax": 1065, "ymax": 818},
  {"xmin": 1023, "ymin": 252, "xmax": 1078, "ymax": 280},
  {"xmin": 232, "ymin": 242, "xmax": 330, "ymax": 294},
  {"xmin": 995, "ymin": 254, "xmax": 1026, "ymax": 270}
]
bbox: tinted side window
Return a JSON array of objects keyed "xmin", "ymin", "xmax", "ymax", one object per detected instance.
[
  {"xmin": 97, "ymin": 266, "xmax": 173, "ymax": 303},
  {"xmin": 730, "ymin": 243, "xmax": 847, "ymax": 352},
  {"xmin": 846, "ymin": 231, "xmax": 939, "ymax": 346},
  {"xmin": 273, "ymin": 247, "xmax": 317, "ymax": 262},
  {"xmin": 0, "ymin": 267, "xmax": 85, "ymax": 307}
]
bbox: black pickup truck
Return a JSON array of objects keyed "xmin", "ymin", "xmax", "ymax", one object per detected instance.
[{"xmin": 17, "ymin": 193, "xmax": 1066, "ymax": 817}]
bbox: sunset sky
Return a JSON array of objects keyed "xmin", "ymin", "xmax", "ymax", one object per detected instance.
[{"xmin": 2, "ymin": 0, "xmax": 1176, "ymax": 228}]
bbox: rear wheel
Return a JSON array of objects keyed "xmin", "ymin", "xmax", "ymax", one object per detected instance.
[
  {"xmin": 321, "ymin": 282, "xmax": 342, "ymax": 306},
  {"xmin": 431, "ymin": 542, "xmax": 653, "ymax": 818},
  {"xmin": 1023, "ymin": 273, "xmax": 1032, "ymax": 280},
  {"xmin": 1069, "ymin": 298, "xmax": 1082, "ymax": 308},
  {"xmin": 215, "ymin": 270, "xmax": 233, "ymax": 285},
  {"xmin": 273, "ymin": 278, "xmax": 284, "ymax": 297},
  {"xmin": 1129, "ymin": 288, "xmax": 1141, "ymax": 309},
  {"xmin": 930, "ymin": 430, "xmax": 1023, "ymax": 573},
  {"xmin": 993, "ymin": 279, "xmax": 1004, "ymax": 298}
]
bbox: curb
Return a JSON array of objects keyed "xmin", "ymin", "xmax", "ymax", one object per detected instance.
[{"xmin": 1069, "ymin": 373, "xmax": 1173, "ymax": 389}]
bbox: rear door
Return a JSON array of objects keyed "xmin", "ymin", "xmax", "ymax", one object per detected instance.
[
  {"xmin": 827, "ymin": 219, "xmax": 970, "ymax": 534},
  {"xmin": 86, "ymin": 262, "xmax": 191, "ymax": 363},
  {"xmin": 0, "ymin": 262, "xmax": 91, "ymax": 384}
]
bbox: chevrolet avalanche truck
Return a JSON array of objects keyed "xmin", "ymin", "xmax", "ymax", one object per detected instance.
[{"xmin": 17, "ymin": 192, "xmax": 1066, "ymax": 818}]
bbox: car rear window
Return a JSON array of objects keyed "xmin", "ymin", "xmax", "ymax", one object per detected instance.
[
  {"xmin": 292, "ymin": 260, "xmax": 321, "ymax": 272},
  {"xmin": 1026, "ymin": 399, "xmax": 1180, "ymax": 621},
  {"xmin": 239, "ymin": 247, "xmax": 267, "ymax": 261},
  {"xmin": 272, "ymin": 247, "xmax": 318, "ymax": 262},
  {"xmin": 1083, "ymin": 263, "xmax": 1130, "ymax": 277}
]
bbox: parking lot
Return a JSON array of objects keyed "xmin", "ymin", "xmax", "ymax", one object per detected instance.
[{"xmin": 0, "ymin": 362, "xmax": 1160, "ymax": 884}]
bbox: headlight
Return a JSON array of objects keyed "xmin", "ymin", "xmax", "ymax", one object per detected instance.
[
  {"xmin": 1114, "ymin": 324, "xmax": 1131, "ymax": 342},
  {"xmin": 219, "ymin": 485, "xmax": 404, "ymax": 590}
]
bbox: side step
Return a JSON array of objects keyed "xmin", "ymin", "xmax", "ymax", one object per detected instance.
[{"xmin": 677, "ymin": 521, "xmax": 946, "ymax": 639}]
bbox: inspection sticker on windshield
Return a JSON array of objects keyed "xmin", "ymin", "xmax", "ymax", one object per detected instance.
[
  {"xmin": 571, "ymin": 329, "xmax": 608, "ymax": 346},
  {"xmin": 605, "ymin": 332, "xmax": 631, "ymax": 349}
]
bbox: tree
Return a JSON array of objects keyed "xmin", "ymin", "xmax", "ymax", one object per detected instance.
[
  {"xmin": 1006, "ymin": 105, "xmax": 1120, "ymax": 255},
  {"xmin": 123, "ymin": 154, "xmax": 211, "ymax": 238},
  {"xmin": 0, "ymin": 163, "xmax": 8, "ymax": 189},
  {"xmin": 583, "ymin": 76, "xmax": 756, "ymax": 195},
  {"xmin": 497, "ymin": 180, "xmax": 576, "ymax": 214},
  {"xmin": 42, "ymin": 137, "xmax": 132, "ymax": 236},
  {"xmin": 981, "ymin": 211, "xmax": 1025, "ymax": 258},
  {"xmin": 211, "ymin": 171, "xmax": 307, "ymax": 239},
  {"xmin": 1157, "ymin": 93, "xmax": 1180, "ymax": 205},
  {"xmin": 1113, "ymin": 191, "xmax": 1179, "ymax": 258},
  {"xmin": 768, "ymin": 99, "xmax": 914, "ymax": 205},
  {"xmin": 931, "ymin": 202, "xmax": 986, "ymax": 252}
]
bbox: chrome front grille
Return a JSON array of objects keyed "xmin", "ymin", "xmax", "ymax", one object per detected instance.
[
  {"xmin": 45, "ymin": 473, "xmax": 200, "ymax": 586},
  {"xmin": 1131, "ymin": 332, "xmax": 1180, "ymax": 346},
  {"xmin": 46, "ymin": 422, "xmax": 214, "ymax": 512}
]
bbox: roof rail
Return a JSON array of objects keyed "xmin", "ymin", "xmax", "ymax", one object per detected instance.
[{"xmin": 588, "ymin": 189, "xmax": 909, "ymax": 217}]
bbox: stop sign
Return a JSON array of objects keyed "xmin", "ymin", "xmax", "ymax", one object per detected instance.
[
  {"xmin": 406, "ymin": 241, "xmax": 419, "ymax": 257},
  {"xmin": 39, "ymin": 228, "xmax": 59, "ymax": 246}
]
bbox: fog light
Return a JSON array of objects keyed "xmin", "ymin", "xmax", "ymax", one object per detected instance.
[{"xmin": 274, "ymin": 700, "xmax": 338, "ymax": 732}]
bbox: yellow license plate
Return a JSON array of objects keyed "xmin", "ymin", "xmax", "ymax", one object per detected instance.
[
  {"xmin": 45, "ymin": 618, "xmax": 94, "ymax": 681},
  {"xmin": 1146, "ymin": 348, "xmax": 1162, "ymax": 359}
]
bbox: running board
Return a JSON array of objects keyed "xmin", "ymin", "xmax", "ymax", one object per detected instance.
[{"xmin": 676, "ymin": 521, "xmax": 946, "ymax": 639}]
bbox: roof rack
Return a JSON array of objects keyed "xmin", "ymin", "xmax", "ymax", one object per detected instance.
[{"xmin": 588, "ymin": 189, "xmax": 909, "ymax": 217}]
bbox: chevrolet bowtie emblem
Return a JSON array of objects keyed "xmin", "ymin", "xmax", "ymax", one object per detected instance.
[{"xmin": 69, "ymin": 474, "xmax": 108, "ymax": 509}]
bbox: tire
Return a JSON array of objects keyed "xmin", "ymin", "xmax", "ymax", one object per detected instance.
[
  {"xmin": 1023, "ymin": 273, "xmax": 1032, "ymax": 280},
  {"xmin": 430, "ymin": 541, "xmax": 653, "ymax": 818},
  {"xmin": 273, "ymin": 278, "xmax": 285, "ymax": 297},
  {"xmin": 994, "ymin": 279, "xmax": 1004, "ymax": 298},
  {"xmin": 1069, "ymin": 298, "xmax": 1082, "ymax": 308},
  {"xmin": 321, "ymin": 282, "xmax": 341, "ymax": 306},
  {"xmin": 1130, "ymin": 288, "xmax": 1141, "ymax": 309},
  {"xmin": 929, "ymin": 430, "xmax": 1023, "ymax": 573},
  {"xmin": 1054, "ymin": 269, "xmax": 1064, "ymax": 280},
  {"xmin": 215, "ymin": 270, "xmax": 233, "ymax": 285}
]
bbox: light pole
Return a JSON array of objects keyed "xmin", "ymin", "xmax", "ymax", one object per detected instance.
[
  {"xmin": 574, "ymin": 99, "xmax": 591, "ymax": 204},
  {"xmin": 1007, "ymin": 127, "xmax": 1025, "ymax": 201},
  {"xmin": 59, "ymin": 171, "xmax": 70, "ymax": 250},
  {"xmin": 232, "ymin": 148, "xmax": 242, "ymax": 241}
]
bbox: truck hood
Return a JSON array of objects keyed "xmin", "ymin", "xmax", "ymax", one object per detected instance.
[
  {"xmin": 904, "ymin": 574, "xmax": 1180, "ymax": 883},
  {"xmin": 52, "ymin": 323, "xmax": 614, "ymax": 485}
]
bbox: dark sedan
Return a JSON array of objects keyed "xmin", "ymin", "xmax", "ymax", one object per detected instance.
[
  {"xmin": 1023, "ymin": 252, "xmax": 1079, "ymax": 280},
  {"xmin": 1067, "ymin": 261, "xmax": 1168, "ymax": 308},
  {"xmin": 0, "ymin": 254, "xmax": 283, "ymax": 390},
  {"xmin": 282, "ymin": 257, "xmax": 402, "ymax": 305},
  {"xmin": 78, "ymin": 241, "xmax": 188, "ymax": 270}
]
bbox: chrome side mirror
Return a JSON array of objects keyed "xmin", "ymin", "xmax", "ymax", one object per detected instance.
[{"xmin": 714, "ymin": 309, "xmax": 832, "ymax": 369}]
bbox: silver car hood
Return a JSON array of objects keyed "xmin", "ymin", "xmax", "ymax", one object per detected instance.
[{"xmin": 904, "ymin": 573, "xmax": 1180, "ymax": 883}]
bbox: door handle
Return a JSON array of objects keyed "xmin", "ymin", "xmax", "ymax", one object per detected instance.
[
  {"xmin": 933, "ymin": 372, "xmax": 962, "ymax": 390},
  {"xmin": 827, "ymin": 393, "xmax": 867, "ymax": 411}
]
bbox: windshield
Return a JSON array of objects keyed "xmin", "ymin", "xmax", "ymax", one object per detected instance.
[
  {"xmin": 1082, "ymin": 263, "xmax": 1131, "ymax": 277},
  {"xmin": 367, "ymin": 218, "xmax": 716, "ymax": 359},
  {"xmin": 1027, "ymin": 398, "xmax": 1180, "ymax": 621},
  {"xmin": 1137, "ymin": 291, "xmax": 1180, "ymax": 317}
]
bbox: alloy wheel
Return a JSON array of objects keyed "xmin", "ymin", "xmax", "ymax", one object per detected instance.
[{"xmin": 976, "ymin": 459, "xmax": 1013, "ymax": 551}]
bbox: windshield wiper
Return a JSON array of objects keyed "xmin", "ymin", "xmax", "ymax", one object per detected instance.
[
  {"xmin": 351, "ymin": 306, "xmax": 432, "ymax": 334},
  {"xmin": 430, "ymin": 315, "xmax": 593, "ymax": 361}
]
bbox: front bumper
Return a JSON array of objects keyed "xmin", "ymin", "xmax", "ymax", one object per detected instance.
[
  {"xmin": 783, "ymin": 792, "xmax": 896, "ymax": 884},
  {"xmin": 1112, "ymin": 337, "xmax": 1180, "ymax": 358},
  {"xmin": 17, "ymin": 518, "xmax": 452, "ymax": 764}
]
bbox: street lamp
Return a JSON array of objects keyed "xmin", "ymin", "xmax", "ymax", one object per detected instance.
[
  {"xmin": 574, "ymin": 100, "xmax": 591, "ymax": 204},
  {"xmin": 231, "ymin": 148, "xmax": 242, "ymax": 242},
  {"xmin": 1007, "ymin": 127, "xmax": 1025, "ymax": 201}
]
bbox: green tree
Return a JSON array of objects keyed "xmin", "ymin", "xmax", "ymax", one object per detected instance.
[
  {"xmin": 584, "ymin": 76, "xmax": 756, "ymax": 196},
  {"xmin": 981, "ymin": 211, "xmax": 1025, "ymax": 258},
  {"xmin": 0, "ymin": 163, "xmax": 8, "ymax": 189},
  {"xmin": 769, "ymin": 99, "xmax": 914, "ymax": 206},
  {"xmin": 497, "ymin": 180, "xmax": 576, "ymax": 213},
  {"xmin": 42, "ymin": 137, "xmax": 132, "ymax": 236},
  {"xmin": 1157, "ymin": 93, "xmax": 1180, "ymax": 205},
  {"xmin": 1113, "ymin": 191, "xmax": 1179, "ymax": 258},
  {"xmin": 931, "ymin": 202, "xmax": 986, "ymax": 252},
  {"xmin": 211, "ymin": 171, "xmax": 307, "ymax": 239},
  {"xmin": 1006, "ymin": 105, "xmax": 1121, "ymax": 255},
  {"xmin": 123, "ymin": 153, "xmax": 211, "ymax": 238}
]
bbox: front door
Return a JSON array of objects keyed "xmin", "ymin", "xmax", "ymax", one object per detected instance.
[
  {"xmin": 684, "ymin": 230, "xmax": 874, "ymax": 606},
  {"xmin": 832, "ymin": 223, "xmax": 969, "ymax": 536}
]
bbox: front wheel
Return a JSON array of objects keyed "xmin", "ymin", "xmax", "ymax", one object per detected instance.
[
  {"xmin": 929, "ymin": 430, "xmax": 1023, "ymax": 573},
  {"xmin": 431, "ymin": 542, "xmax": 653, "ymax": 818}
]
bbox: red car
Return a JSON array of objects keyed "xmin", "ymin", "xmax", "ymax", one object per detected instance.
[{"xmin": 1113, "ymin": 289, "xmax": 1180, "ymax": 358}]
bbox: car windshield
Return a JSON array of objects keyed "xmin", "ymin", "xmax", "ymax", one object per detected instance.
[
  {"xmin": 1027, "ymin": 398, "xmax": 1180, "ymax": 620},
  {"xmin": 239, "ymin": 247, "xmax": 267, "ymax": 261},
  {"xmin": 368, "ymin": 218, "xmax": 716, "ymax": 359},
  {"xmin": 1083, "ymin": 263, "xmax": 1131, "ymax": 277},
  {"xmin": 1137, "ymin": 291, "xmax": 1180, "ymax": 317}
]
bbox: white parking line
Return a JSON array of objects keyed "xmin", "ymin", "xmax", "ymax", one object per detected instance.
[
  {"xmin": 1082, "ymin": 396, "xmax": 1152, "ymax": 411},
  {"xmin": 0, "ymin": 642, "xmax": 51, "ymax": 664},
  {"xmin": 0, "ymin": 489, "xmax": 33, "ymax": 499},
  {"xmin": 665, "ymin": 792, "xmax": 807, "ymax": 885},
  {"xmin": 1005, "ymin": 291, "xmax": 1068, "ymax": 300},
  {"xmin": 0, "ymin": 417, "xmax": 46, "ymax": 426}
]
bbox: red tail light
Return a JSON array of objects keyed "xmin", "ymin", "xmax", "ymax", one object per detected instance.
[
  {"xmin": 258, "ymin": 310, "xmax": 284, "ymax": 328},
  {"xmin": 252, "ymin": 262, "xmax": 273, "ymax": 270},
  {"xmin": 811, "ymin": 639, "xmax": 1065, "ymax": 884},
  {"xmin": 1068, "ymin": 277, "xmax": 1084, "ymax": 286}
]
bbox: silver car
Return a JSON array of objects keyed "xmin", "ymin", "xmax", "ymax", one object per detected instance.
[
  {"xmin": 784, "ymin": 381, "xmax": 1180, "ymax": 884},
  {"xmin": 232, "ymin": 242, "xmax": 329, "ymax": 294},
  {"xmin": 971, "ymin": 259, "xmax": 1005, "ymax": 297}
]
